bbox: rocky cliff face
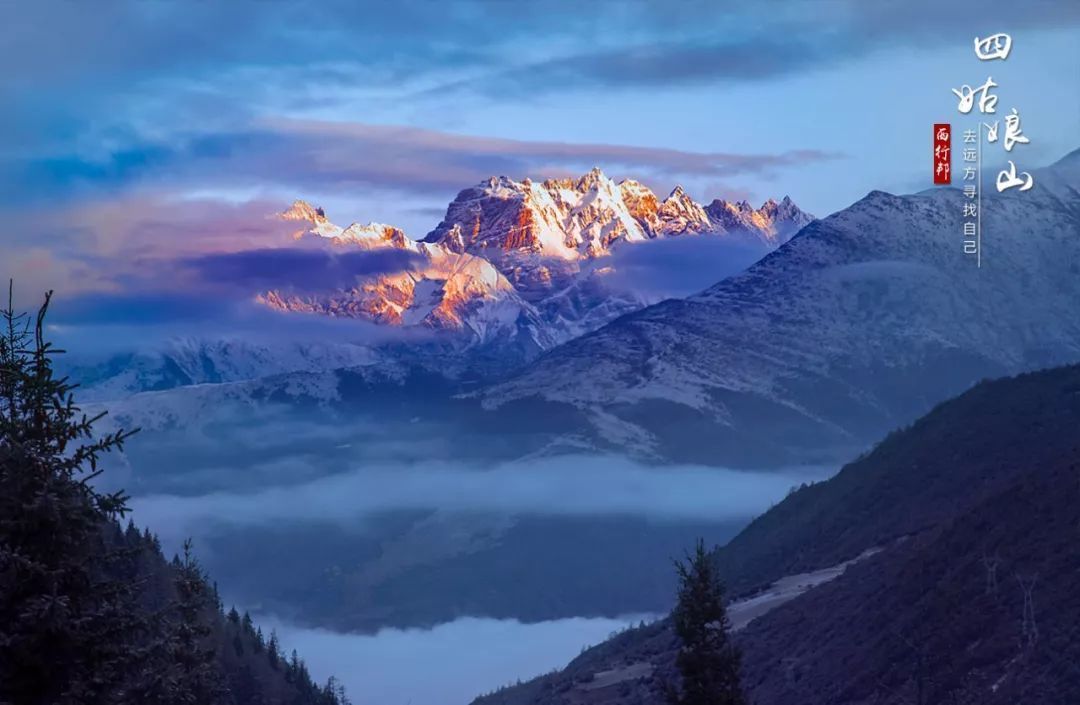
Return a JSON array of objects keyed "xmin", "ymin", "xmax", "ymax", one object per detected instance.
[
  {"xmin": 265, "ymin": 171, "xmax": 811, "ymax": 360},
  {"xmin": 422, "ymin": 168, "xmax": 811, "ymax": 298}
]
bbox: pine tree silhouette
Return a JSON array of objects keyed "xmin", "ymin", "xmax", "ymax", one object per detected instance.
[
  {"xmin": 169, "ymin": 539, "xmax": 228, "ymax": 703},
  {"xmin": 0, "ymin": 286, "xmax": 140, "ymax": 704},
  {"xmin": 0, "ymin": 285, "xmax": 352, "ymax": 705},
  {"xmin": 666, "ymin": 539, "xmax": 746, "ymax": 705}
]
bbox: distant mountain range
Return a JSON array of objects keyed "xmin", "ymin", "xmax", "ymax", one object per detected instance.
[
  {"xmin": 264, "ymin": 169, "xmax": 812, "ymax": 357},
  {"xmin": 71, "ymin": 169, "xmax": 811, "ymax": 398},
  {"xmin": 474, "ymin": 362, "xmax": 1080, "ymax": 705},
  {"xmin": 477, "ymin": 149, "xmax": 1080, "ymax": 465},
  {"xmin": 84, "ymin": 151, "xmax": 1080, "ymax": 471},
  {"xmin": 73, "ymin": 149, "xmax": 1080, "ymax": 642}
]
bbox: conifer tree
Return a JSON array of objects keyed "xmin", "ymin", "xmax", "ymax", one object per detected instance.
[
  {"xmin": 666, "ymin": 539, "xmax": 746, "ymax": 705},
  {"xmin": 0, "ymin": 286, "xmax": 351, "ymax": 705},
  {"xmin": 268, "ymin": 629, "xmax": 282, "ymax": 670},
  {"xmin": 170, "ymin": 538, "xmax": 228, "ymax": 704},
  {"xmin": 323, "ymin": 676, "xmax": 351, "ymax": 705},
  {"xmin": 0, "ymin": 286, "xmax": 141, "ymax": 704},
  {"xmin": 287, "ymin": 648, "xmax": 302, "ymax": 683},
  {"xmin": 231, "ymin": 663, "xmax": 264, "ymax": 705}
]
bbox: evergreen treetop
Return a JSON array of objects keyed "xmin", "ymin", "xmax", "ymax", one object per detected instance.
[{"xmin": 667, "ymin": 539, "xmax": 747, "ymax": 705}]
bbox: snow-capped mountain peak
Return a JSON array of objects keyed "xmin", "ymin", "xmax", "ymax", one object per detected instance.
[
  {"xmin": 479, "ymin": 151, "xmax": 1080, "ymax": 465},
  {"xmin": 265, "ymin": 203, "xmax": 552, "ymax": 356},
  {"xmin": 703, "ymin": 194, "xmax": 814, "ymax": 246},
  {"xmin": 279, "ymin": 200, "xmax": 348, "ymax": 240},
  {"xmin": 261, "ymin": 171, "xmax": 813, "ymax": 372},
  {"xmin": 337, "ymin": 222, "xmax": 415, "ymax": 250},
  {"xmin": 574, "ymin": 166, "xmax": 613, "ymax": 192},
  {"xmin": 280, "ymin": 202, "xmax": 416, "ymax": 251},
  {"xmin": 424, "ymin": 168, "xmax": 811, "ymax": 266},
  {"xmin": 658, "ymin": 184, "xmax": 713, "ymax": 234},
  {"xmin": 280, "ymin": 199, "xmax": 327, "ymax": 224}
]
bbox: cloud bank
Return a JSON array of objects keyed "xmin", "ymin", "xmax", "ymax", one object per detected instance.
[
  {"xmin": 598, "ymin": 235, "xmax": 770, "ymax": 300},
  {"xmin": 262, "ymin": 613, "xmax": 656, "ymax": 705},
  {"xmin": 181, "ymin": 246, "xmax": 424, "ymax": 294},
  {"xmin": 7, "ymin": 120, "xmax": 845, "ymax": 208},
  {"xmin": 131, "ymin": 455, "xmax": 833, "ymax": 542}
]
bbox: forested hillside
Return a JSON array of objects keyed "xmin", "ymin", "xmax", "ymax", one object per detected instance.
[
  {"xmin": 0, "ymin": 290, "xmax": 350, "ymax": 705},
  {"xmin": 476, "ymin": 364, "xmax": 1080, "ymax": 704}
]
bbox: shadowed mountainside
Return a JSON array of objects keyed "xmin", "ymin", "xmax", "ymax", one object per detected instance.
[{"xmin": 474, "ymin": 363, "xmax": 1080, "ymax": 705}]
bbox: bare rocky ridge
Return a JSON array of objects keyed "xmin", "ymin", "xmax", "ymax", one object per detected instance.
[
  {"xmin": 266, "ymin": 169, "xmax": 811, "ymax": 354},
  {"xmin": 421, "ymin": 168, "xmax": 811, "ymax": 299}
]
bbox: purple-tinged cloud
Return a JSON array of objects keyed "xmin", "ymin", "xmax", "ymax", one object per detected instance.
[
  {"xmin": 9, "ymin": 120, "xmax": 845, "ymax": 206},
  {"xmin": 596, "ymin": 236, "xmax": 770, "ymax": 301},
  {"xmin": 46, "ymin": 292, "xmax": 432, "ymax": 361},
  {"xmin": 4, "ymin": 195, "xmax": 333, "ymax": 301},
  {"xmin": 181, "ymin": 246, "xmax": 424, "ymax": 294},
  {"xmin": 418, "ymin": 1, "xmax": 1080, "ymax": 98}
]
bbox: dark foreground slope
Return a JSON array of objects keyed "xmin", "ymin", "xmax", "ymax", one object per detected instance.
[
  {"xmin": 475, "ymin": 364, "xmax": 1080, "ymax": 705},
  {"xmin": 115, "ymin": 522, "xmax": 347, "ymax": 705},
  {"xmin": 0, "ymin": 294, "xmax": 347, "ymax": 705}
]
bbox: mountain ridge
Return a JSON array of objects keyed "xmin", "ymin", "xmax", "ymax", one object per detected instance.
[
  {"xmin": 79, "ymin": 151, "xmax": 1080, "ymax": 469},
  {"xmin": 473, "ymin": 363, "xmax": 1080, "ymax": 705},
  {"xmin": 475, "ymin": 155, "xmax": 1080, "ymax": 465},
  {"xmin": 420, "ymin": 169, "xmax": 810, "ymax": 295},
  {"xmin": 73, "ymin": 170, "xmax": 812, "ymax": 399},
  {"xmin": 270, "ymin": 169, "xmax": 811, "ymax": 353}
]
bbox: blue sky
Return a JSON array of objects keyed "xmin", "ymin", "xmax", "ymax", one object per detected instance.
[{"xmin": 2, "ymin": 0, "xmax": 1078, "ymax": 307}]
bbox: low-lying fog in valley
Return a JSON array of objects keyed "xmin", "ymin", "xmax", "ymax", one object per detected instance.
[
  {"xmin": 263, "ymin": 613, "xmax": 659, "ymax": 705},
  {"xmin": 132, "ymin": 457, "xmax": 829, "ymax": 535},
  {"xmin": 121, "ymin": 445, "xmax": 833, "ymax": 703}
]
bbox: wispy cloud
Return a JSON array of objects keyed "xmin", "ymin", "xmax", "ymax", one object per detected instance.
[
  {"xmin": 4, "ymin": 195, "xmax": 298, "ymax": 302},
  {"xmin": 46, "ymin": 295, "xmax": 423, "ymax": 359},
  {"xmin": 181, "ymin": 246, "xmax": 424, "ymax": 294},
  {"xmin": 417, "ymin": 0, "xmax": 1080, "ymax": 97},
  {"xmin": 6, "ymin": 1, "xmax": 1075, "ymax": 113},
  {"xmin": 131, "ymin": 455, "xmax": 832, "ymax": 541},
  {"xmin": 263, "ymin": 613, "xmax": 655, "ymax": 705},
  {"xmin": 6, "ymin": 120, "xmax": 845, "ymax": 208},
  {"xmin": 598, "ymin": 236, "xmax": 770, "ymax": 301},
  {"xmin": 5, "ymin": 0, "xmax": 1076, "ymax": 311}
]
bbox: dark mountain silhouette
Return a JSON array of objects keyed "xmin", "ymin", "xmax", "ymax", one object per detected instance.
[
  {"xmin": 0, "ymin": 291, "xmax": 350, "ymax": 705},
  {"xmin": 474, "ymin": 363, "xmax": 1080, "ymax": 704}
]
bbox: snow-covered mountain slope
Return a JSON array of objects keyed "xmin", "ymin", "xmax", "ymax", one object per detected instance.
[
  {"xmin": 82, "ymin": 153, "xmax": 1080, "ymax": 465},
  {"xmin": 271, "ymin": 200, "xmax": 553, "ymax": 347},
  {"xmin": 264, "ymin": 175, "xmax": 810, "ymax": 364},
  {"xmin": 75, "ymin": 167, "xmax": 808, "ymax": 399},
  {"xmin": 422, "ymin": 168, "xmax": 811, "ymax": 298},
  {"xmin": 63, "ymin": 337, "xmax": 380, "ymax": 402},
  {"xmin": 477, "ymin": 150, "xmax": 1080, "ymax": 466}
]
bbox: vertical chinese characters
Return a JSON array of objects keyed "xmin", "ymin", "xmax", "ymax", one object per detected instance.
[
  {"xmin": 962, "ymin": 129, "xmax": 977, "ymax": 255},
  {"xmin": 934, "ymin": 124, "xmax": 952, "ymax": 184},
  {"xmin": 959, "ymin": 33, "xmax": 1034, "ymax": 192},
  {"xmin": 945, "ymin": 32, "xmax": 1034, "ymax": 266}
]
